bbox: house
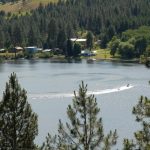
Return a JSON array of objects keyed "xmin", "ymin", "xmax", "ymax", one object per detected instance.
[
  {"xmin": 70, "ymin": 38, "xmax": 87, "ymax": 49},
  {"xmin": 0, "ymin": 49, "xmax": 6, "ymax": 53},
  {"xmin": 14, "ymin": 46, "xmax": 23, "ymax": 52},
  {"xmin": 70, "ymin": 38, "xmax": 87, "ymax": 42},
  {"xmin": 42, "ymin": 49, "xmax": 52, "ymax": 52},
  {"xmin": 9, "ymin": 47, "xmax": 23, "ymax": 53}
]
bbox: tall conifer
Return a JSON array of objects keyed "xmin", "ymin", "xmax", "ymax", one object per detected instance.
[{"xmin": 0, "ymin": 73, "xmax": 38, "ymax": 149}]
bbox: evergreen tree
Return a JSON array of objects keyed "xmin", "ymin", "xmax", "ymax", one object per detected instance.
[
  {"xmin": 28, "ymin": 25, "xmax": 39, "ymax": 46},
  {"xmin": 42, "ymin": 81, "xmax": 117, "ymax": 150},
  {"xmin": 0, "ymin": 73, "xmax": 38, "ymax": 149},
  {"xmin": 73, "ymin": 42, "xmax": 81, "ymax": 57},
  {"xmin": 47, "ymin": 19, "xmax": 58, "ymax": 49},
  {"xmin": 12, "ymin": 23, "xmax": 22, "ymax": 46},
  {"xmin": 66, "ymin": 39, "xmax": 73, "ymax": 57},
  {"xmin": 134, "ymin": 36, "xmax": 147, "ymax": 57},
  {"xmin": 123, "ymin": 95, "xmax": 150, "ymax": 149},
  {"xmin": 0, "ymin": 29, "xmax": 5, "ymax": 48},
  {"xmin": 57, "ymin": 29, "xmax": 66, "ymax": 51},
  {"xmin": 86, "ymin": 31, "xmax": 94, "ymax": 50}
]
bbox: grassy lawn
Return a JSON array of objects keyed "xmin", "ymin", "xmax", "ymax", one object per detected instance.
[
  {"xmin": 0, "ymin": 0, "xmax": 58, "ymax": 13},
  {"xmin": 93, "ymin": 49, "xmax": 112, "ymax": 59},
  {"xmin": 0, "ymin": 53, "xmax": 15, "ymax": 57}
]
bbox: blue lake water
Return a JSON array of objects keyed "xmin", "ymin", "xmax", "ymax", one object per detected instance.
[{"xmin": 0, "ymin": 59, "xmax": 150, "ymax": 149}]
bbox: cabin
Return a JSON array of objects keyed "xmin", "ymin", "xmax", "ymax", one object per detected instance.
[
  {"xmin": 70, "ymin": 38, "xmax": 87, "ymax": 49},
  {"xmin": 14, "ymin": 46, "xmax": 23, "ymax": 52},
  {"xmin": 70, "ymin": 38, "xmax": 87, "ymax": 42},
  {"xmin": 42, "ymin": 49, "xmax": 52, "ymax": 53},
  {"xmin": 0, "ymin": 48, "xmax": 6, "ymax": 53}
]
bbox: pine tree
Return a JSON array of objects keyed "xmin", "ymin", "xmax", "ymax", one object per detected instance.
[
  {"xmin": 0, "ymin": 73, "xmax": 38, "ymax": 149},
  {"xmin": 57, "ymin": 29, "xmax": 66, "ymax": 51},
  {"xmin": 73, "ymin": 43, "xmax": 81, "ymax": 57},
  {"xmin": 42, "ymin": 81, "xmax": 117, "ymax": 150},
  {"xmin": 65, "ymin": 39, "xmax": 73, "ymax": 57},
  {"xmin": 123, "ymin": 96, "xmax": 150, "ymax": 150},
  {"xmin": 12, "ymin": 23, "xmax": 22, "ymax": 46},
  {"xmin": 47, "ymin": 19, "xmax": 58, "ymax": 49},
  {"xmin": 86, "ymin": 31, "xmax": 94, "ymax": 50}
]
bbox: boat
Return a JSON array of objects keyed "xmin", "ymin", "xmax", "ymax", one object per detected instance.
[{"xmin": 87, "ymin": 58, "xmax": 96, "ymax": 63}]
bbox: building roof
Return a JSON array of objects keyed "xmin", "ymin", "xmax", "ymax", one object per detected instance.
[
  {"xmin": 15, "ymin": 46, "xmax": 23, "ymax": 50},
  {"xmin": 0, "ymin": 49, "xmax": 5, "ymax": 51},
  {"xmin": 25, "ymin": 46, "xmax": 37, "ymax": 49},
  {"xmin": 70, "ymin": 38, "xmax": 87, "ymax": 42},
  {"xmin": 42, "ymin": 49, "xmax": 52, "ymax": 52}
]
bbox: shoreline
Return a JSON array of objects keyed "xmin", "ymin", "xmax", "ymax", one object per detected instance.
[{"xmin": 0, "ymin": 56, "xmax": 140, "ymax": 64}]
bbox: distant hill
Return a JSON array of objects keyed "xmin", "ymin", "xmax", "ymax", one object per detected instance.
[
  {"xmin": 0, "ymin": 0, "xmax": 58, "ymax": 13},
  {"xmin": 0, "ymin": 0, "xmax": 150, "ymax": 60}
]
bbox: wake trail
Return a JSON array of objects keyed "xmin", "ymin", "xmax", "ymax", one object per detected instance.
[{"xmin": 29, "ymin": 85, "xmax": 134, "ymax": 100}]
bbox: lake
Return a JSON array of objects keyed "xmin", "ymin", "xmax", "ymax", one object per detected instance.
[{"xmin": 0, "ymin": 59, "xmax": 150, "ymax": 149}]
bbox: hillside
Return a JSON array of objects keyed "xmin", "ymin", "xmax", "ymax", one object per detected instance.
[
  {"xmin": 0, "ymin": 0, "xmax": 150, "ymax": 60},
  {"xmin": 0, "ymin": 0, "xmax": 58, "ymax": 13}
]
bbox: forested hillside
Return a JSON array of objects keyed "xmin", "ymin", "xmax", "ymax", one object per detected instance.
[{"xmin": 0, "ymin": 0, "xmax": 150, "ymax": 52}]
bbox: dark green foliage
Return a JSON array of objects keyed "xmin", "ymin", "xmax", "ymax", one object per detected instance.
[
  {"xmin": 12, "ymin": 23, "xmax": 22, "ymax": 46},
  {"xmin": 123, "ymin": 95, "xmax": 150, "ymax": 149},
  {"xmin": 86, "ymin": 31, "xmax": 94, "ymax": 50},
  {"xmin": 108, "ymin": 26, "xmax": 150, "ymax": 58},
  {"xmin": 47, "ymin": 19, "xmax": 58, "ymax": 49},
  {"xmin": 134, "ymin": 36, "xmax": 147, "ymax": 57},
  {"xmin": 73, "ymin": 43, "xmax": 81, "ymax": 57},
  {"xmin": 0, "ymin": 73, "xmax": 38, "ymax": 149},
  {"xmin": 65, "ymin": 39, "xmax": 73, "ymax": 57},
  {"xmin": 57, "ymin": 29, "xmax": 66, "ymax": 51},
  {"xmin": 118, "ymin": 42, "xmax": 134, "ymax": 59},
  {"xmin": 108, "ymin": 36, "xmax": 120, "ymax": 56},
  {"xmin": 1, "ymin": 0, "xmax": 150, "ymax": 50},
  {"xmin": 42, "ymin": 81, "xmax": 117, "ymax": 150}
]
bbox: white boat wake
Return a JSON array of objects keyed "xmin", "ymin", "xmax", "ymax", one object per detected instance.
[{"xmin": 29, "ymin": 85, "xmax": 134, "ymax": 100}]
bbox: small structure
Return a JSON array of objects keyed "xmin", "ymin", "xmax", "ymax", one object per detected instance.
[
  {"xmin": 25, "ymin": 46, "xmax": 37, "ymax": 53},
  {"xmin": 70, "ymin": 38, "xmax": 87, "ymax": 42},
  {"xmin": 0, "ymin": 49, "xmax": 6, "ymax": 53},
  {"xmin": 70, "ymin": 38, "xmax": 87, "ymax": 49},
  {"xmin": 14, "ymin": 46, "xmax": 23, "ymax": 52},
  {"xmin": 37, "ymin": 48, "xmax": 43, "ymax": 52},
  {"xmin": 42, "ymin": 49, "xmax": 52, "ymax": 52}
]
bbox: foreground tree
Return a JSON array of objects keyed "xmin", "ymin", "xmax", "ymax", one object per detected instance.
[
  {"xmin": 123, "ymin": 95, "xmax": 150, "ymax": 149},
  {"xmin": 0, "ymin": 73, "xmax": 38, "ymax": 149},
  {"xmin": 42, "ymin": 81, "xmax": 117, "ymax": 150}
]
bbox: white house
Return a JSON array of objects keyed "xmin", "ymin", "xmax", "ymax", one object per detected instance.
[{"xmin": 70, "ymin": 38, "xmax": 87, "ymax": 42}]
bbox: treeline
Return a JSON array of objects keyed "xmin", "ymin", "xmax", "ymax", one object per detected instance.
[
  {"xmin": 108, "ymin": 26, "xmax": 150, "ymax": 58},
  {"xmin": 1, "ymin": 0, "xmax": 150, "ymax": 52},
  {"xmin": 0, "ymin": 73, "xmax": 150, "ymax": 149}
]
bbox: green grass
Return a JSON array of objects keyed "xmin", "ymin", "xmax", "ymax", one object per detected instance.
[
  {"xmin": 0, "ymin": 0, "xmax": 58, "ymax": 13},
  {"xmin": 93, "ymin": 49, "xmax": 111, "ymax": 59}
]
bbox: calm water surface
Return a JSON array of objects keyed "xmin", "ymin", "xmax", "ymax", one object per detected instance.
[{"xmin": 0, "ymin": 59, "xmax": 150, "ymax": 149}]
